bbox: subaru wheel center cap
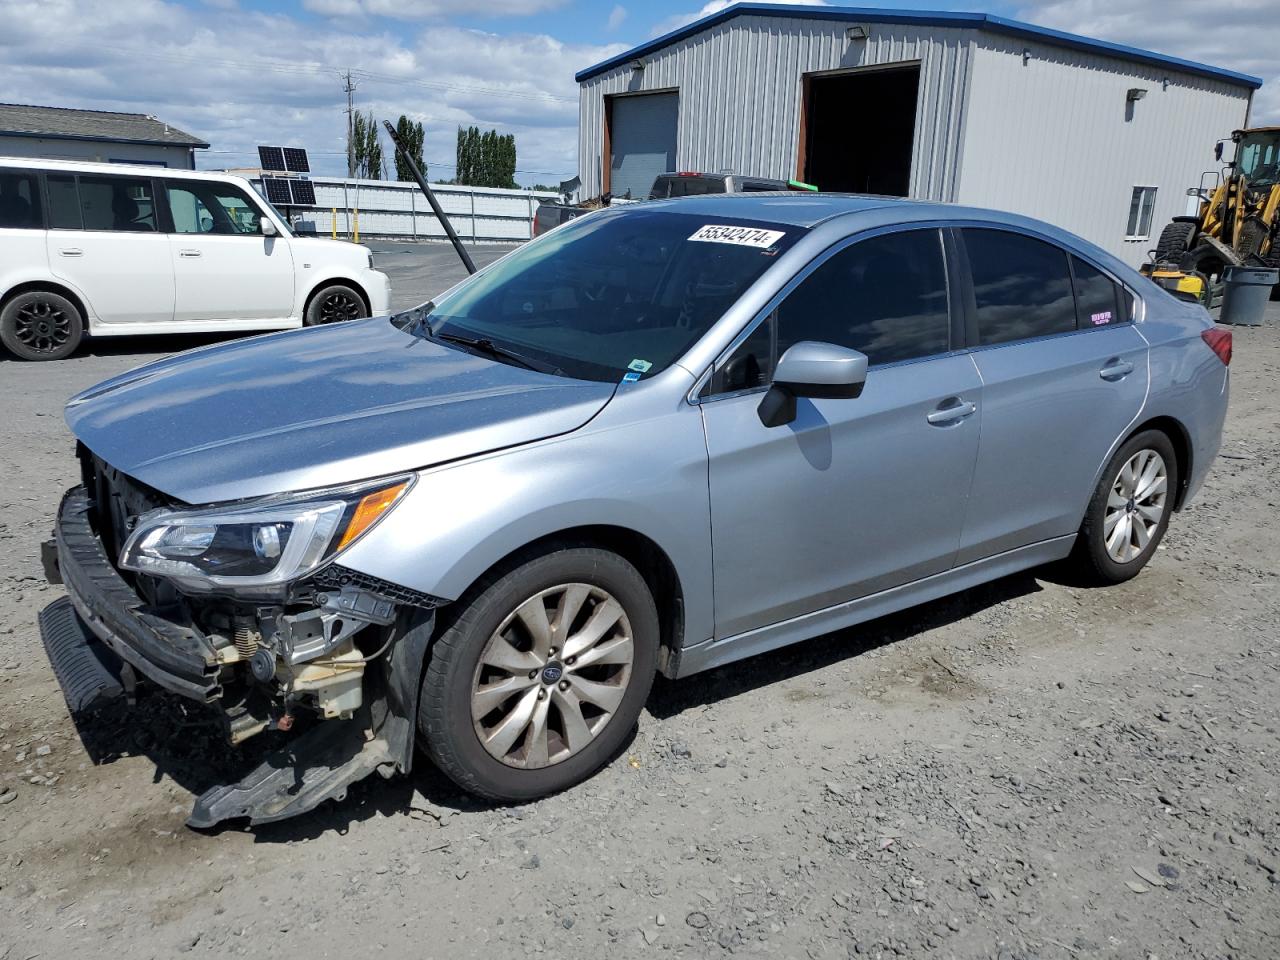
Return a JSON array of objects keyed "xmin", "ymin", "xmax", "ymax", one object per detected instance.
[{"xmin": 542, "ymin": 662, "xmax": 564, "ymax": 684}]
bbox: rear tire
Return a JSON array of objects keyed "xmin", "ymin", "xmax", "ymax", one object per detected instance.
[
  {"xmin": 1154, "ymin": 221, "xmax": 1197, "ymax": 263},
  {"xmin": 304, "ymin": 284, "xmax": 367, "ymax": 326},
  {"xmin": 0, "ymin": 290, "xmax": 84, "ymax": 361},
  {"xmin": 419, "ymin": 545, "xmax": 658, "ymax": 802},
  {"xmin": 1070, "ymin": 430, "xmax": 1179, "ymax": 585}
]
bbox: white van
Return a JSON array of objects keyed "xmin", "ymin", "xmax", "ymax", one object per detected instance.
[{"xmin": 0, "ymin": 158, "xmax": 391, "ymax": 360}]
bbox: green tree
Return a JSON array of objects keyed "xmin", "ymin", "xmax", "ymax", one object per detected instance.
[
  {"xmin": 393, "ymin": 115, "xmax": 425, "ymax": 181},
  {"xmin": 352, "ymin": 110, "xmax": 383, "ymax": 180},
  {"xmin": 455, "ymin": 126, "xmax": 517, "ymax": 188}
]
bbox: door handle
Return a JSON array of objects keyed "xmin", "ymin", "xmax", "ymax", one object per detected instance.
[
  {"xmin": 178, "ymin": 249, "xmax": 202, "ymax": 258},
  {"xmin": 58, "ymin": 247, "xmax": 83, "ymax": 257},
  {"xmin": 927, "ymin": 398, "xmax": 977, "ymax": 425},
  {"xmin": 1099, "ymin": 358, "xmax": 1134, "ymax": 381}
]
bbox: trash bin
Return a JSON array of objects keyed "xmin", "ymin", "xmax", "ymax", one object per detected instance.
[{"xmin": 1219, "ymin": 265, "xmax": 1279, "ymax": 326}]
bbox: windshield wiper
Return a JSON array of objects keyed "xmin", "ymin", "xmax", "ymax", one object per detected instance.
[{"xmin": 432, "ymin": 330, "xmax": 560, "ymax": 375}]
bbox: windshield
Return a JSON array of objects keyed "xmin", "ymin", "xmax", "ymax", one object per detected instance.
[
  {"xmin": 1237, "ymin": 131, "xmax": 1280, "ymax": 186},
  {"xmin": 408, "ymin": 208, "xmax": 802, "ymax": 382}
]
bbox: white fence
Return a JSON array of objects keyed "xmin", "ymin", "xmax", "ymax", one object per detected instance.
[{"xmin": 251, "ymin": 176, "xmax": 558, "ymax": 242}]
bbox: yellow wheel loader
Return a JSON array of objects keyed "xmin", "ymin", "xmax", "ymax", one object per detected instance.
[{"xmin": 1143, "ymin": 126, "xmax": 1280, "ymax": 304}]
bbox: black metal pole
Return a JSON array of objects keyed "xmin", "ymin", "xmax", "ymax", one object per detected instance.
[{"xmin": 382, "ymin": 119, "xmax": 476, "ymax": 275}]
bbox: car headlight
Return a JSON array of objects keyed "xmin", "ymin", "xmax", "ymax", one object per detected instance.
[
  {"xmin": 118, "ymin": 475, "xmax": 413, "ymax": 596},
  {"xmin": 367, "ymin": 250, "xmax": 375, "ymax": 269}
]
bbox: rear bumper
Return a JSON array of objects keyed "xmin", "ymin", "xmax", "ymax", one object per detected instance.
[{"xmin": 45, "ymin": 486, "xmax": 221, "ymax": 702}]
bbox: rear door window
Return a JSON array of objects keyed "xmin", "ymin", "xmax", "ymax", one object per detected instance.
[
  {"xmin": 963, "ymin": 229, "xmax": 1076, "ymax": 346},
  {"xmin": 0, "ymin": 169, "xmax": 42, "ymax": 228},
  {"xmin": 1071, "ymin": 255, "xmax": 1126, "ymax": 328},
  {"xmin": 77, "ymin": 175, "xmax": 158, "ymax": 232}
]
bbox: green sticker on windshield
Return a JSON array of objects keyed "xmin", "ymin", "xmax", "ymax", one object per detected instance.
[{"xmin": 628, "ymin": 359, "xmax": 653, "ymax": 373}]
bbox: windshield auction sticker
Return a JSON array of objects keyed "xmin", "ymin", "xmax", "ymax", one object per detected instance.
[{"xmin": 688, "ymin": 224, "xmax": 786, "ymax": 248}]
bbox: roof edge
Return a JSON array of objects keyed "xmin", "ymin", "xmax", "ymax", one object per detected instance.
[
  {"xmin": 0, "ymin": 129, "xmax": 209, "ymax": 149},
  {"xmin": 574, "ymin": 2, "xmax": 1263, "ymax": 90}
]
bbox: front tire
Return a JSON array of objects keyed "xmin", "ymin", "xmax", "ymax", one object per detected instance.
[
  {"xmin": 1071, "ymin": 430, "xmax": 1178, "ymax": 585},
  {"xmin": 304, "ymin": 283, "xmax": 367, "ymax": 326},
  {"xmin": 419, "ymin": 546, "xmax": 658, "ymax": 801},
  {"xmin": 1, "ymin": 290, "xmax": 84, "ymax": 361}
]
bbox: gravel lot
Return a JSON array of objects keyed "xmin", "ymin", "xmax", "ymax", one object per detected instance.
[{"xmin": 1, "ymin": 260, "xmax": 1277, "ymax": 960}]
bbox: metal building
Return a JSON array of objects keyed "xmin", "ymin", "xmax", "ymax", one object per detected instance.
[
  {"xmin": 0, "ymin": 103, "xmax": 208, "ymax": 168},
  {"xmin": 575, "ymin": 3, "xmax": 1263, "ymax": 266}
]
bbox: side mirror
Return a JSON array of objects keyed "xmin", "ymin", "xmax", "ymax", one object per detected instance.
[
  {"xmin": 261, "ymin": 219, "xmax": 278, "ymax": 237},
  {"xmin": 1214, "ymin": 141, "xmax": 1224, "ymax": 162},
  {"xmin": 757, "ymin": 341, "xmax": 869, "ymax": 428}
]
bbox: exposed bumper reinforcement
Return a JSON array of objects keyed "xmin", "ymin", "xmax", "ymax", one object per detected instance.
[{"xmin": 52, "ymin": 486, "xmax": 220, "ymax": 702}]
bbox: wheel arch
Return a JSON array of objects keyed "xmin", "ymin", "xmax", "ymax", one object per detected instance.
[
  {"xmin": 302, "ymin": 277, "xmax": 370, "ymax": 319},
  {"xmin": 1123, "ymin": 415, "xmax": 1193, "ymax": 510},
  {"xmin": 433, "ymin": 524, "xmax": 687, "ymax": 679},
  {"xmin": 1, "ymin": 280, "xmax": 91, "ymax": 328}
]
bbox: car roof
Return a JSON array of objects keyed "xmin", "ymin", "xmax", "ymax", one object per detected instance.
[
  {"xmin": 0, "ymin": 155, "xmax": 249, "ymax": 184},
  {"xmin": 639, "ymin": 192, "xmax": 966, "ymax": 228}
]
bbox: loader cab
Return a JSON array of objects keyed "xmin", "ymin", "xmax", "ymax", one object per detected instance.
[{"xmin": 1233, "ymin": 128, "xmax": 1280, "ymax": 187}]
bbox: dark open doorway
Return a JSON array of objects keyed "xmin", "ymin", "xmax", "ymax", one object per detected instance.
[{"xmin": 799, "ymin": 64, "xmax": 920, "ymax": 196}]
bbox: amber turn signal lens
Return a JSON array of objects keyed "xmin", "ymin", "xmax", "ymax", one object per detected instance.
[{"xmin": 335, "ymin": 482, "xmax": 408, "ymax": 551}]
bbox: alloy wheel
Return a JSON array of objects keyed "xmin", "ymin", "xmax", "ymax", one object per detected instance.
[
  {"xmin": 14, "ymin": 299, "xmax": 72, "ymax": 355},
  {"xmin": 1103, "ymin": 448, "xmax": 1168, "ymax": 563},
  {"xmin": 471, "ymin": 583, "xmax": 634, "ymax": 769},
  {"xmin": 318, "ymin": 292, "xmax": 362, "ymax": 324}
]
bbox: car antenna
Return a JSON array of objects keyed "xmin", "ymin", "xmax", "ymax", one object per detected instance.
[{"xmin": 382, "ymin": 119, "xmax": 477, "ymax": 276}]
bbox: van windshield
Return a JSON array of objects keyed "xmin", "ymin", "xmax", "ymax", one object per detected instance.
[{"xmin": 405, "ymin": 208, "xmax": 801, "ymax": 382}]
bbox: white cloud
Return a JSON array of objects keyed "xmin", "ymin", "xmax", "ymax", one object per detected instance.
[
  {"xmin": 1016, "ymin": 0, "xmax": 1278, "ymax": 122},
  {"xmin": 652, "ymin": 0, "xmax": 827, "ymax": 37},
  {"xmin": 606, "ymin": 4, "xmax": 627, "ymax": 31},
  {"xmin": 0, "ymin": 0, "xmax": 626, "ymax": 184},
  {"xmin": 302, "ymin": 0, "xmax": 568, "ymax": 19}
]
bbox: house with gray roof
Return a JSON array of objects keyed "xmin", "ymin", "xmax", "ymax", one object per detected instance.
[{"xmin": 0, "ymin": 103, "xmax": 208, "ymax": 168}]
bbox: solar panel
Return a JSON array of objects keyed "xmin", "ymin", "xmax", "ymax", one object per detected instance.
[
  {"xmin": 283, "ymin": 147, "xmax": 310, "ymax": 173},
  {"xmin": 288, "ymin": 179, "xmax": 317, "ymax": 206},
  {"xmin": 258, "ymin": 146, "xmax": 286, "ymax": 171},
  {"xmin": 262, "ymin": 176, "xmax": 292, "ymax": 206}
]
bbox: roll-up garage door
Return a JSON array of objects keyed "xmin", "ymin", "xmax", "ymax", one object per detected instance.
[{"xmin": 608, "ymin": 92, "xmax": 678, "ymax": 200}]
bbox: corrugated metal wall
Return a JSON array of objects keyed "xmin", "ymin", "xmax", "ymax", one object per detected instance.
[
  {"xmin": 578, "ymin": 14, "xmax": 973, "ymax": 201},
  {"xmin": 956, "ymin": 37, "xmax": 1252, "ymax": 266},
  {"xmin": 250, "ymin": 176, "xmax": 557, "ymax": 241}
]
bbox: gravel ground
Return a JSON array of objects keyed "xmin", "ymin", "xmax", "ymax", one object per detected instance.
[{"xmin": 0, "ymin": 280, "xmax": 1276, "ymax": 960}]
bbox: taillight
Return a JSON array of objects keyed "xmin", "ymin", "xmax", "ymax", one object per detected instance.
[{"xmin": 1201, "ymin": 328, "xmax": 1232, "ymax": 366}]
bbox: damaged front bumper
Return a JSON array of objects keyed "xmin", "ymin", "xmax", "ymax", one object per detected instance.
[{"xmin": 39, "ymin": 485, "xmax": 440, "ymax": 827}]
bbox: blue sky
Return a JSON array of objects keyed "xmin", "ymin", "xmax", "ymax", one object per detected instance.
[{"xmin": 1, "ymin": 0, "xmax": 1274, "ymax": 185}]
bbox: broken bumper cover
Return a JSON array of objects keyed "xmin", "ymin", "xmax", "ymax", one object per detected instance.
[
  {"xmin": 39, "ymin": 485, "xmax": 438, "ymax": 828},
  {"xmin": 44, "ymin": 486, "xmax": 221, "ymax": 702}
]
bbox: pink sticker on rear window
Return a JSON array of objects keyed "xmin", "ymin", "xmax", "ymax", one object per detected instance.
[{"xmin": 1091, "ymin": 311, "xmax": 1112, "ymax": 325}]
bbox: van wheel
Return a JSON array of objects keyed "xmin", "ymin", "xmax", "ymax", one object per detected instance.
[
  {"xmin": 1, "ymin": 291, "xmax": 84, "ymax": 361},
  {"xmin": 304, "ymin": 284, "xmax": 366, "ymax": 326},
  {"xmin": 1071, "ymin": 430, "xmax": 1179, "ymax": 585},
  {"xmin": 419, "ymin": 546, "xmax": 658, "ymax": 802}
]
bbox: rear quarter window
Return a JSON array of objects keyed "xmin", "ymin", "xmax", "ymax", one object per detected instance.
[{"xmin": 1071, "ymin": 255, "xmax": 1128, "ymax": 328}]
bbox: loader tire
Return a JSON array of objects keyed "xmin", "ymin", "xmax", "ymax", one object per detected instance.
[{"xmin": 1154, "ymin": 220, "xmax": 1197, "ymax": 263}]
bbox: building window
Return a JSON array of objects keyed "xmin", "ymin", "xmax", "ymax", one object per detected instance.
[{"xmin": 1126, "ymin": 186, "xmax": 1157, "ymax": 240}]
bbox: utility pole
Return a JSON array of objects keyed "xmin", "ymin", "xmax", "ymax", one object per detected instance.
[{"xmin": 342, "ymin": 70, "xmax": 357, "ymax": 178}]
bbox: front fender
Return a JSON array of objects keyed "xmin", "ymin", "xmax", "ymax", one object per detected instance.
[{"xmin": 337, "ymin": 407, "xmax": 715, "ymax": 651}]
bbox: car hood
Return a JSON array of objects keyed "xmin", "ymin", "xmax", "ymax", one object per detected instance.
[{"xmin": 65, "ymin": 318, "xmax": 616, "ymax": 504}]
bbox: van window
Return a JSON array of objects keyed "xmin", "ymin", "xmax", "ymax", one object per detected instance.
[
  {"xmin": 166, "ymin": 181, "xmax": 263, "ymax": 234},
  {"xmin": 963, "ymin": 229, "xmax": 1075, "ymax": 346},
  {"xmin": 46, "ymin": 174, "xmax": 82, "ymax": 229},
  {"xmin": 78, "ymin": 176, "xmax": 158, "ymax": 232},
  {"xmin": 0, "ymin": 170, "xmax": 42, "ymax": 229}
]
